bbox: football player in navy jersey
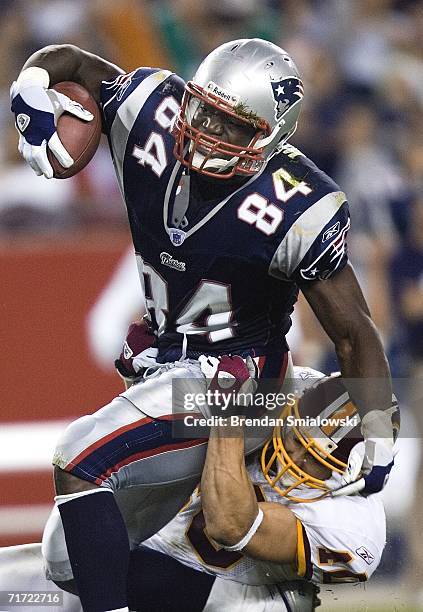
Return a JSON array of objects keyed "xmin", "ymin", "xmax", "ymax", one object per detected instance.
[{"xmin": 11, "ymin": 39, "xmax": 395, "ymax": 612}]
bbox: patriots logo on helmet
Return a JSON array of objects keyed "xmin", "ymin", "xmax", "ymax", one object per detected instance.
[{"xmin": 270, "ymin": 78, "xmax": 304, "ymax": 122}]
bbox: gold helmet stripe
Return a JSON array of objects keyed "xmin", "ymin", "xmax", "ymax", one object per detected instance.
[{"xmin": 320, "ymin": 400, "xmax": 357, "ymax": 437}]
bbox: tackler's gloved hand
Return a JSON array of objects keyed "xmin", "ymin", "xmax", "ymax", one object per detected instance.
[
  {"xmin": 11, "ymin": 67, "xmax": 93, "ymax": 178},
  {"xmin": 331, "ymin": 410, "xmax": 394, "ymax": 497},
  {"xmin": 115, "ymin": 317, "xmax": 158, "ymax": 386},
  {"xmin": 199, "ymin": 354, "xmax": 258, "ymax": 418}
]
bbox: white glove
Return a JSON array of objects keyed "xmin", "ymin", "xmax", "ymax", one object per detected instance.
[
  {"xmin": 331, "ymin": 441, "xmax": 366, "ymax": 497},
  {"xmin": 11, "ymin": 67, "xmax": 94, "ymax": 178},
  {"xmin": 331, "ymin": 410, "xmax": 395, "ymax": 497}
]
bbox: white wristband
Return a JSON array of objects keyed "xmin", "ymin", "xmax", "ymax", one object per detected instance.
[
  {"xmin": 222, "ymin": 508, "xmax": 264, "ymax": 552},
  {"xmin": 16, "ymin": 66, "xmax": 50, "ymax": 89}
]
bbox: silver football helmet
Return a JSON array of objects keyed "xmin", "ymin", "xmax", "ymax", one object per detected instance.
[{"xmin": 173, "ymin": 38, "xmax": 304, "ymax": 179}]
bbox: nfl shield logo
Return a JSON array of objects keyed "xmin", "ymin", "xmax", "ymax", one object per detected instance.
[{"xmin": 169, "ymin": 228, "xmax": 186, "ymax": 246}]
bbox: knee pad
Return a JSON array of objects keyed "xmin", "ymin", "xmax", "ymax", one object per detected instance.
[{"xmin": 42, "ymin": 506, "xmax": 73, "ymax": 582}]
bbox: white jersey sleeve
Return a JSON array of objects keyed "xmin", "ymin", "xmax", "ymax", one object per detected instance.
[
  {"xmin": 291, "ymin": 492, "xmax": 386, "ymax": 584},
  {"xmin": 144, "ymin": 450, "xmax": 386, "ymax": 587}
]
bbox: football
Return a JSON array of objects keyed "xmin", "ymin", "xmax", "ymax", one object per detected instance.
[{"xmin": 47, "ymin": 81, "xmax": 102, "ymax": 179}]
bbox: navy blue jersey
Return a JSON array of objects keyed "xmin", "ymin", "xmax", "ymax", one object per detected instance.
[{"xmin": 100, "ymin": 69, "xmax": 350, "ymax": 360}]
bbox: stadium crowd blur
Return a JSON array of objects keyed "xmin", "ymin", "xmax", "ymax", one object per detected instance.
[
  {"xmin": 1, "ymin": 0, "xmax": 423, "ymax": 599},
  {"xmin": 1, "ymin": 0, "xmax": 422, "ymax": 375}
]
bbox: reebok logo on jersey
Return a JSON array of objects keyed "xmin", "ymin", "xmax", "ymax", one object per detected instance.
[
  {"xmin": 160, "ymin": 252, "xmax": 186, "ymax": 272},
  {"xmin": 322, "ymin": 221, "xmax": 340, "ymax": 242},
  {"xmin": 16, "ymin": 113, "xmax": 30, "ymax": 133},
  {"xmin": 300, "ymin": 218, "xmax": 350, "ymax": 281},
  {"xmin": 355, "ymin": 546, "xmax": 375, "ymax": 565},
  {"xmin": 206, "ymin": 81, "xmax": 240, "ymax": 106},
  {"xmin": 123, "ymin": 341, "xmax": 133, "ymax": 360}
]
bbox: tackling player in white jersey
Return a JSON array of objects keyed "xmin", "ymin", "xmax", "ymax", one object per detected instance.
[
  {"xmin": 0, "ymin": 367, "xmax": 397, "ymax": 611},
  {"xmin": 143, "ymin": 370, "xmax": 396, "ymax": 597}
]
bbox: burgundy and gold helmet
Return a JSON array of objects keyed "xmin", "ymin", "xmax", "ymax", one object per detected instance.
[{"xmin": 261, "ymin": 374, "xmax": 399, "ymax": 503}]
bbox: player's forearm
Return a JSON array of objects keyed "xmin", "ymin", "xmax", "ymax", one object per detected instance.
[
  {"xmin": 302, "ymin": 265, "xmax": 392, "ymax": 417},
  {"xmin": 20, "ymin": 45, "xmax": 122, "ymax": 104},
  {"xmin": 22, "ymin": 45, "xmax": 84, "ymax": 85},
  {"xmin": 201, "ymin": 425, "xmax": 258, "ymax": 547},
  {"xmin": 335, "ymin": 315, "xmax": 392, "ymax": 416}
]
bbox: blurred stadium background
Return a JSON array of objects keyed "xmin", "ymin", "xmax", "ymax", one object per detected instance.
[{"xmin": 1, "ymin": 0, "xmax": 422, "ymax": 609}]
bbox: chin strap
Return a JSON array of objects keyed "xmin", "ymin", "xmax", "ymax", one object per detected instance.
[{"xmin": 191, "ymin": 150, "xmax": 238, "ymax": 173}]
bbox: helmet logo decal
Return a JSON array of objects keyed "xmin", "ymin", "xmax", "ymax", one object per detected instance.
[
  {"xmin": 270, "ymin": 77, "xmax": 304, "ymax": 121},
  {"xmin": 320, "ymin": 401, "xmax": 358, "ymax": 437},
  {"xmin": 206, "ymin": 81, "xmax": 240, "ymax": 106}
]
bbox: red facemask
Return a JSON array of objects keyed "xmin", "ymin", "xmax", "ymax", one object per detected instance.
[{"xmin": 173, "ymin": 81, "xmax": 270, "ymax": 179}]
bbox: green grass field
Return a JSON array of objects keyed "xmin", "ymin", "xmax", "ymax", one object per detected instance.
[{"xmin": 318, "ymin": 582, "xmax": 421, "ymax": 611}]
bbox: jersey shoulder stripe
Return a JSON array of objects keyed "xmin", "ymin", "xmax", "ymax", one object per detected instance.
[
  {"xmin": 100, "ymin": 68, "xmax": 172, "ymax": 139},
  {"xmin": 101, "ymin": 68, "xmax": 173, "ymax": 188},
  {"xmin": 297, "ymin": 519, "xmax": 313, "ymax": 580},
  {"xmin": 111, "ymin": 69, "xmax": 172, "ymax": 132}
]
